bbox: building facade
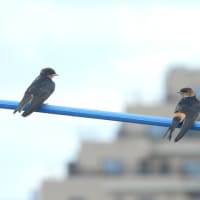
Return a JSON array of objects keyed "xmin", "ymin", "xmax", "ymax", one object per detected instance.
[{"xmin": 40, "ymin": 68, "xmax": 200, "ymax": 200}]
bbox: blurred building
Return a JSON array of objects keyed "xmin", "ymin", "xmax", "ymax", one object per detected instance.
[
  {"xmin": 165, "ymin": 67, "xmax": 200, "ymax": 102},
  {"xmin": 40, "ymin": 68, "xmax": 200, "ymax": 200}
]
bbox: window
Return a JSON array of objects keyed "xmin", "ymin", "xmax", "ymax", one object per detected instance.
[
  {"xmin": 139, "ymin": 195, "xmax": 157, "ymax": 200},
  {"xmin": 157, "ymin": 161, "xmax": 171, "ymax": 174},
  {"xmin": 188, "ymin": 192, "xmax": 200, "ymax": 200},
  {"xmin": 181, "ymin": 160, "xmax": 200, "ymax": 176},
  {"xmin": 68, "ymin": 162, "xmax": 79, "ymax": 175},
  {"xmin": 102, "ymin": 159, "xmax": 124, "ymax": 175},
  {"xmin": 136, "ymin": 159, "xmax": 151, "ymax": 175},
  {"xmin": 68, "ymin": 197, "xmax": 84, "ymax": 200}
]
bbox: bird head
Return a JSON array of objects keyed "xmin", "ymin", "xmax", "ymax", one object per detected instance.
[
  {"xmin": 40, "ymin": 68, "xmax": 58, "ymax": 79},
  {"xmin": 177, "ymin": 87, "xmax": 196, "ymax": 97}
]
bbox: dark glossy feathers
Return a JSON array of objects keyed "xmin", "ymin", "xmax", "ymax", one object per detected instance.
[
  {"xmin": 14, "ymin": 75, "xmax": 55, "ymax": 117},
  {"xmin": 164, "ymin": 96, "xmax": 200, "ymax": 142}
]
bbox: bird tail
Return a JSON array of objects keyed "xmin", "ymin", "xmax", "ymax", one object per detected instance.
[
  {"xmin": 13, "ymin": 94, "xmax": 33, "ymax": 114},
  {"xmin": 163, "ymin": 117, "xmax": 181, "ymax": 141},
  {"xmin": 21, "ymin": 98, "xmax": 44, "ymax": 117},
  {"xmin": 21, "ymin": 107, "xmax": 35, "ymax": 117},
  {"xmin": 174, "ymin": 115, "xmax": 196, "ymax": 142}
]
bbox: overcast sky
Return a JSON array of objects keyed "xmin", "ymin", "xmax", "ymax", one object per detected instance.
[{"xmin": 1, "ymin": 1, "xmax": 200, "ymax": 200}]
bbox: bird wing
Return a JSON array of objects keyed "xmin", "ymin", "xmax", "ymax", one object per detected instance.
[
  {"xmin": 21, "ymin": 79, "xmax": 55, "ymax": 117},
  {"xmin": 13, "ymin": 93, "xmax": 34, "ymax": 113},
  {"xmin": 175, "ymin": 97, "xmax": 199, "ymax": 113},
  {"xmin": 13, "ymin": 76, "xmax": 42, "ymax": 114},
  {"xmin": 174, "ymin": 98, "xmax": 186, "ymax": 113},
  {"xmin": 174, "ymin": 113, "xmax": 199, "ymax": 142},
  {"xmin": 163, "ymin": 116, "xmax": 182, "ymax": 141}
]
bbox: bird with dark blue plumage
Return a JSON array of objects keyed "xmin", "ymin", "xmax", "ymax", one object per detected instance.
[{"xmin": 13, "ymin": 68, "xmax": 58, "ymax": 117}]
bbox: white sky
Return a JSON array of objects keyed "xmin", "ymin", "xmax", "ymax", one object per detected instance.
[{"xmin": 1, "ymin": 1, "xmax": 200, "ymax": 199}]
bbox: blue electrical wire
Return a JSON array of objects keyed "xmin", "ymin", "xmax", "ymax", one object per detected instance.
[{"xmin": 1, "ymin": 100, "xmax": 200, "ymax": 130}]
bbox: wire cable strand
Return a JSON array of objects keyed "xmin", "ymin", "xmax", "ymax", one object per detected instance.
[{"xmin": 1, "ymin": 100, "xmax": 200, "ymax": 130}]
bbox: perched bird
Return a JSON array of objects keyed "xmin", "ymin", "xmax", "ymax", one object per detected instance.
[
  {"xmin": 163, "ymin": 87, "xmax": 200, "ymax": 142},
  {"xmin": 13, "ymin": 68, "xmax": 58, "ymax": 117}
]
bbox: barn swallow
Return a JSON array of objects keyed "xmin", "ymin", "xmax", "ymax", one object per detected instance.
[
  {"xmin": 163, "ymin": 88, "xmax": 200, "ymax": 142},
  {"xmin": 13, "ymin": 68, "xmax": 57, "ymax": 117}
]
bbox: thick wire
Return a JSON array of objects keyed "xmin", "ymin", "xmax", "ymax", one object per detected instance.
[{"xmin": 1, "ymin": 100, "xmax": 200, "ymax": 130}]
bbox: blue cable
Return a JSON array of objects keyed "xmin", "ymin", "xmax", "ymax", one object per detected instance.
[{"xmin": 1, "ymin": 100, "xmax": 200, "ymax": 130}]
